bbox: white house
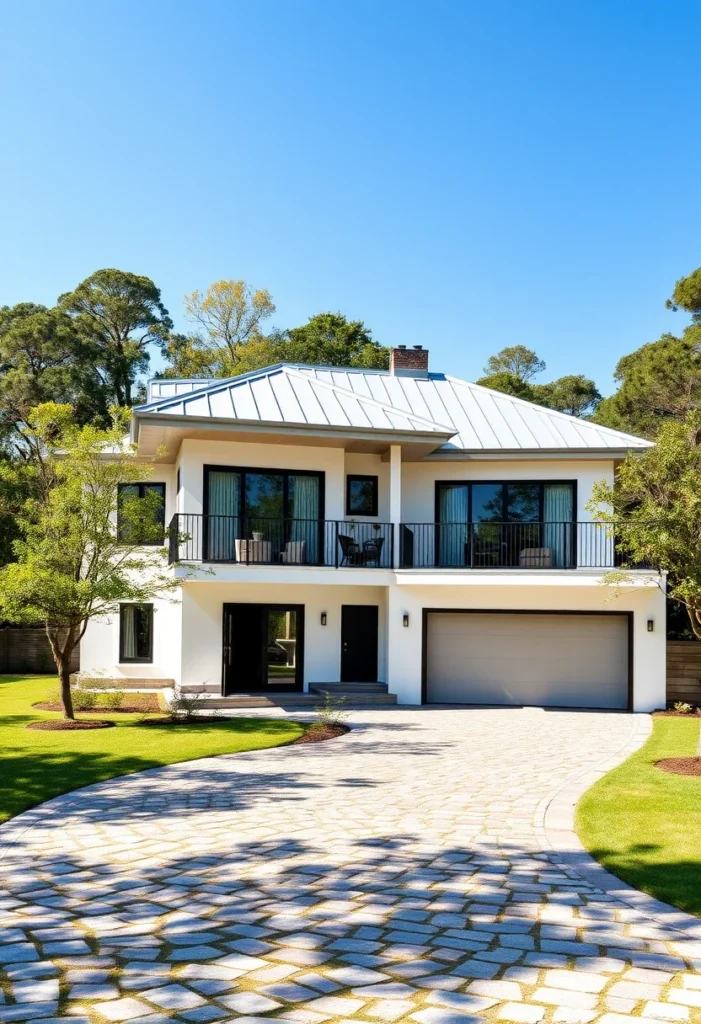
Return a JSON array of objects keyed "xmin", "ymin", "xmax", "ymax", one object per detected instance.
[{"xmin": 80, "ymin": 346, "xmax": 666, "ymax": 712}]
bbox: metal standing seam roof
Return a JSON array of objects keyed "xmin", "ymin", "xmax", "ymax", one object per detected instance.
[{"xmin": 138, "ymin": 364, "xmax": 653, "ymax": 452}]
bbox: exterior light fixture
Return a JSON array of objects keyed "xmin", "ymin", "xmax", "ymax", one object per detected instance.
[
  {"xmin": 403, "ymin": 614, "xmax": 409, "ymax": 627},
  {"xmin": 647, "ymin": 619, "xmax": 654, "ymax": 632},
  {"xmin": 320, "ymin": 612, "xmax": 327, "ymax": 626}
]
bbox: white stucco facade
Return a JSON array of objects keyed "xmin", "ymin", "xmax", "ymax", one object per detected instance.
[{"xmin": 79, "ymin": 360, "xmax": 667, "ymax": 712}]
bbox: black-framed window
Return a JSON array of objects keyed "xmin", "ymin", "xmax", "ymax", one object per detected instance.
[
  {"xmin": 119, "ymin": 604, "xmax": 153, "ymax": 663},
  {"xmin": 117, "ymin": 483, "xmax": 166, "ymax": 544},
  {"xmin": 435, "ymin": 480, "xmax": 575, "ymax": 525},
  {"xmin": 203, "ymin": 465, "xmax": 325, "ymax": 564},
  {"xmin": 435, "ymin": 480, "xmax": 576, "ymax": 568},
  {"xmin": 346, "ymin": 475, "xmax": 378, "ymax": 516}
]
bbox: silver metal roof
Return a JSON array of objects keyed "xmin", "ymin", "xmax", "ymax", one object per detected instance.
[
  {"xmin": 138, "ymin": 364, "xmax": 652, "ymax": 453},
  {"xmin": 138, "ymin": 365, "xmax": 452, "ymax": 436}
]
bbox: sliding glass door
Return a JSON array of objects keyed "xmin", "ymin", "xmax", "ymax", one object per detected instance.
[
  {"xmin": 204, "ymin": 466, "xmax": 323, "ymax": 563},
  {"xmin": 223, "ymin": 604, "xmax": 303, "ymax": 693},
  {"xmin": 436, "ymin": 481, "xmax": 575, "ymax": 568}
]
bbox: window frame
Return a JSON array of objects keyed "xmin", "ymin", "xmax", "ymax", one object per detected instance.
[
  {"xmin": 119, "ymin": 603, "xmax": 154, "ymax": 664},
  {"xmin": 346, "ymin": 474, "xmax": 379, "ymax": 517},
  {"xmin": 117, "ymin": 482, "xmax": 166, "ymax": 545},
  {"xmin": 434, "ymin": 479, "xmax": 577, "ymax": 525},
  {"xmin": 203, "ymin": 465, "xmax": 325, "ymax": 521}
]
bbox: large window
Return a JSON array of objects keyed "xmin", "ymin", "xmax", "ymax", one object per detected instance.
[
  {"xmin": 204, "ymin": 466, "xmax": 324, "ymax": 563},
  {"xmin": 119, "ymin": 604, "xmax": 153, "ymax": 662},
  {"xmin": 436, "ymin": 480, "xmax": 575, "ymax": 568},
  {"xmin": 117, "ymin": 483, "xmax": 166, "ymax": 544}
]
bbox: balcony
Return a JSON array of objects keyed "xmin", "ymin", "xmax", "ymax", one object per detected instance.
[
  {"xmin": 168, "ymin": 514, "xmax": 394, "ymax": 569},
  {"xmin": 398, "ymin": 522, "xmax": 647, "ymax": 570}
]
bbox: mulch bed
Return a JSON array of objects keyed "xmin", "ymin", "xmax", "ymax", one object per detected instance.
[
  {"xmin": 653, "ymin": 709, "xmax": 701, "ymax": 717},
  {"xmin": 293, "ymin": 723, "xmax": 349, "ymax": 744},
  {"xmin": 26, "ymin": 720, "xmax": 115, "ymax": 731},
  {"xmin": 656, "ymin": 757, "xmax": 701, "ymax": 776},
  {"xmin": 33, "ymin": 696, "xmax": 160, "ymax": 714}
]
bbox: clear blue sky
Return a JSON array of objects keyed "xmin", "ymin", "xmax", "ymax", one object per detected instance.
[{"xmin": 1, "ymin": 0, "xmax": 699, "ymax": 393}]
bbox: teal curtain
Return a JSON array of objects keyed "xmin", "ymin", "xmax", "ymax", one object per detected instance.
[
  {"xmin": 543, "ymin": 484, "xmax": 573, "ymax": 567},
  {"xmin": 208, "ymin": 471, "xmax": 241, "ymax": 560},
  {"xmin": 289, "ymin": 475, "xmax": 319, "ymax": 564},
  {"xmin": 438, "ymin": 485, "xmax": 468, "ymax": 566}
]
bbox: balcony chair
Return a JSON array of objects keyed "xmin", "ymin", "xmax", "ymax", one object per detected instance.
[
  {"xmin": 280, "ymin": 541, "xmax": 306, "ymax": 564},
  {"xmin": 519, "ymin": 546, "xmax": 553, "ymax": 568},
  {"xmin": 361, "ymin": 536, "xmax": 384, "ymax": 567},
  {"xmin": 338, "ymin": 533, "xmax": 362, "ymax": 566}
]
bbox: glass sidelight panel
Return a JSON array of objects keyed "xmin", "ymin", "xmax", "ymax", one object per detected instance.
[{"xmin": 266, "ymin": 609, "xmax": 297, "ymax": 686}]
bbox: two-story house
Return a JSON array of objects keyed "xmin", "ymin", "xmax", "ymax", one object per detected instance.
[{"xmin": 80, "ymin": 346, "xmax": 666, "ymax": 711}]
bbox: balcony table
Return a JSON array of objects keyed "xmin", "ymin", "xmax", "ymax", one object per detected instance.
[{"xmin": 235, "ymin": 539, "xmax": 272, "ymax": 563}]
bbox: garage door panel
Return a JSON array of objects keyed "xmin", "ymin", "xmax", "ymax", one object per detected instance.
[{"xmin": 426, "ymin": 613, "xmax": 628, "ymax": 709}]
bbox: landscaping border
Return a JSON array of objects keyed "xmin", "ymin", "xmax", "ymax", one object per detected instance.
[{"xmin": 539, "ymin": 713, "xmax": 701, "ymax": 940}]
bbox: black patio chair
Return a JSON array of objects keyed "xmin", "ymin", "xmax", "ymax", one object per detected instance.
[{"xmin": 338, "ymin": 533, "xmax": 362, "ymax": 566}]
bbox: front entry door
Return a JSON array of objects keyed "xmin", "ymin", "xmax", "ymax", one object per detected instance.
[
  {"xmin": 341, "ymin": 605, "xmax": 378, "ymax": 682},
  {"xmin": 223, "ymin": 604, "xmax": 304, "ymax": 694}
]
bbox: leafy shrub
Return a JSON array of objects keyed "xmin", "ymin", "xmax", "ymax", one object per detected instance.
[
  {"xmin": 168, "ymin": 692, "xmax": 204, "ymax": 720},
  {"xmin": 674, "ymin": 701, "xmax": 694, "ymax": 714},
  {"xmin": 314, "ymin": 692, "xmax": 348, "ymax": 726},
  {"xmin": 73, "ymin": 690, "xmax": 98, "ymax": 711},
  {"xmin": 102, "ymin": 690, "xmax": 125, "ymax": 711}
]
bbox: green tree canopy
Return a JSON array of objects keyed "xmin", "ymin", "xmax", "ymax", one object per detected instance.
[
  {"xmin": 588, "ymin": 410, "xmax": 701, "ymax": 642},
  {"xmin": 667, "ymin": 266, "xmax": 701, "ymax": 322},
  {"xmin": 0, "ymin": 303, "xmax": 107, "ymax": 442},
  {"xmin": 0, "ymin": 403, "xmax": 181, "ymax": 718},
  {"xmin": 162, "ymin": 279, "xmax": 275, "ymax": 378},
  {"xmin": 59, "ymin": 269, "xmax": 172, "ymax": 406},
  {"xmin": 593, "ymin": 331, "xmax": 701, "ymax": 438},
  {"xmin": 474, "ymin": 372, "xmax": 536, "ymax": 400},
  {"xmin": 483, "ymin": 345, "xmax": 545, "ymax": 382},
  {"xmin": 531, "ymin": 374, "xmax": 601, "ymax": 417}
]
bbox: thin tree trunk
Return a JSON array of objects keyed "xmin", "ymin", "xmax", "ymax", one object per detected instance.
[
  {"xmin": 46, "ymin": 625, "xmax": 76, "ymax": 720},
  {"xmin": 59, "ymin": 661, "xmax": 75, "ymax": 721}
]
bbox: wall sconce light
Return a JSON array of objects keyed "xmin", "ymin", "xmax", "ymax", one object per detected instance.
[
  {"xmin": 320, "ymin": 612, "xmax": 327, "ymax": 626},
  {"xmin": 647, "ymin": 619, "xmax": 654, "ymax": 632},
  {"xmin": 403, "ymin": 614, "xmax": 409, "ymax": 627}
]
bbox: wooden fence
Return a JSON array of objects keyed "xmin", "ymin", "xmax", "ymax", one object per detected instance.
[
  {"xmin": 0, "ymin": 628, "xmax": 80, "ymax": 675},
  {"xmin": 667, "ymin": 641, "xmax": 701, "ymax": 706}
]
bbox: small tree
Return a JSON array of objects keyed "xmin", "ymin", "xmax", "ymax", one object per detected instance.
[
  {"xmin": 588, "ymin": 410, "xmax": 701, "ymax": 639},
  {"xmin": 483, "ymin": 345, "xmax": 545, "ymax": 383},
  {"xmin": 0, "ymin": 403, "xmax": 182, "ymax": 719}
]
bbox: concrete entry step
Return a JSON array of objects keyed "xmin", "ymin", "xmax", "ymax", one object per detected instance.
[
  {"xmin": 174, "ymin": 687, "xmax": 397, "ymax": 709},
  {"xmin": 309, "ymin": 681, "xmax": 389, "ymax": 695}
]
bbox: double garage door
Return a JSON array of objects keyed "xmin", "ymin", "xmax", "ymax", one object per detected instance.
[{"xmin": 426, "ymin": 612, "xmax": 630, "ymax": 709}]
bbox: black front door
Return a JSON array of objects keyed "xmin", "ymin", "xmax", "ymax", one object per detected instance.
[
  {"xmin": 223, "ymin": 604, "xmax": 304, "ymax": 694},
  {"xmin": 341, "ymin": 605, "xmax": 378, "ymax": 682}
]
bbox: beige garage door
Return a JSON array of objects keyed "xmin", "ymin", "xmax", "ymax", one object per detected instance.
[{"xmin": 426, "ymin": 612, "xmax": 629, "ymax": 709}]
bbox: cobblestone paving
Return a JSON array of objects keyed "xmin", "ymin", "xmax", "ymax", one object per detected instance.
[{"xmin": 1, "ymin": 707, "xmax": 701, "ymax": 1024}]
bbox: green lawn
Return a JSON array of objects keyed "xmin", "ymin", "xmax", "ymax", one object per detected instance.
[
  {"xmin": 577, "ymin": 716, "xmax": 701, "ymax": 915},
  {"xmin": 0, "ymin": 675, "xmax": 304, "ymax": 824}
]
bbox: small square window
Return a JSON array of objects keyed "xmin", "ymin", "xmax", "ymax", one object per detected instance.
[
  {"xmin": 117, "ymin": 483, "xmax": 165, "ymax": 544},
  {"xmin": 119, "ymin": 604, "xmax": 153, "ymax": 663},
  {"xmin": 346, "ymin": 475, "xmax": 378, "ymax": 516}
]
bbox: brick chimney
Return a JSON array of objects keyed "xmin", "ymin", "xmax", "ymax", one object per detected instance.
[{"xmin": 390, "ymin": 345, "xmax": 429, "ymax": 378}]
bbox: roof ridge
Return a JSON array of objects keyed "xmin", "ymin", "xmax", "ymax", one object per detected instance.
[
  {"xmin": 281, "ymin": 366, "xmax": 454, "ymax": 432},
  {"xmin": 443, "ymin": 375, "xmax": 653, "ymax": 446}
]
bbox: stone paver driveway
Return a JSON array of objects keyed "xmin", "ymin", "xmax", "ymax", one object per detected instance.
[{"xmin": 2, "ymin": 706, "xmax": 701, "ymax": 1024}]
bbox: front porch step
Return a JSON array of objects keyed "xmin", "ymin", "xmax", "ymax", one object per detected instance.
[
  {"xmin": 174, "ymin": 688, "xmax": 397, "ymax": 709},
  {"xmin": 180, "ymin": 683, "xmax": 220, "ymax": 694},
  {"xmin": 310, "ymin": 682, "xmax": 388, "ymax": 695}
]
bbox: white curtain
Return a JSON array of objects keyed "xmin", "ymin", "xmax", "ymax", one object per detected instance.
[
  {"xmin": 121, "ymin": 606, "xmax": 137, "ymax": 659},
  {"xmin": 208, "ymin": 471, "xmax": 241, "ymax": 560},
  {"xmin": 290, "ymin": 475, "xmax": 319, "ymax": 564},
  {"xmin": 438, "ymin": 485, "xmax": 468, "ymax": 566},
  {"xmin": 543, "ymin": 484, "xmax": 573, "ymax": 567}
]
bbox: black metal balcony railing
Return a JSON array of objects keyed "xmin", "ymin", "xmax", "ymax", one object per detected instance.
[
  {"xmin": 168, "ymin": 514, "xmax": 393, "ymax": 568},
  {"xmin": 398, "ymin": 521, "xmax": 644, "ymax": 570}
]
